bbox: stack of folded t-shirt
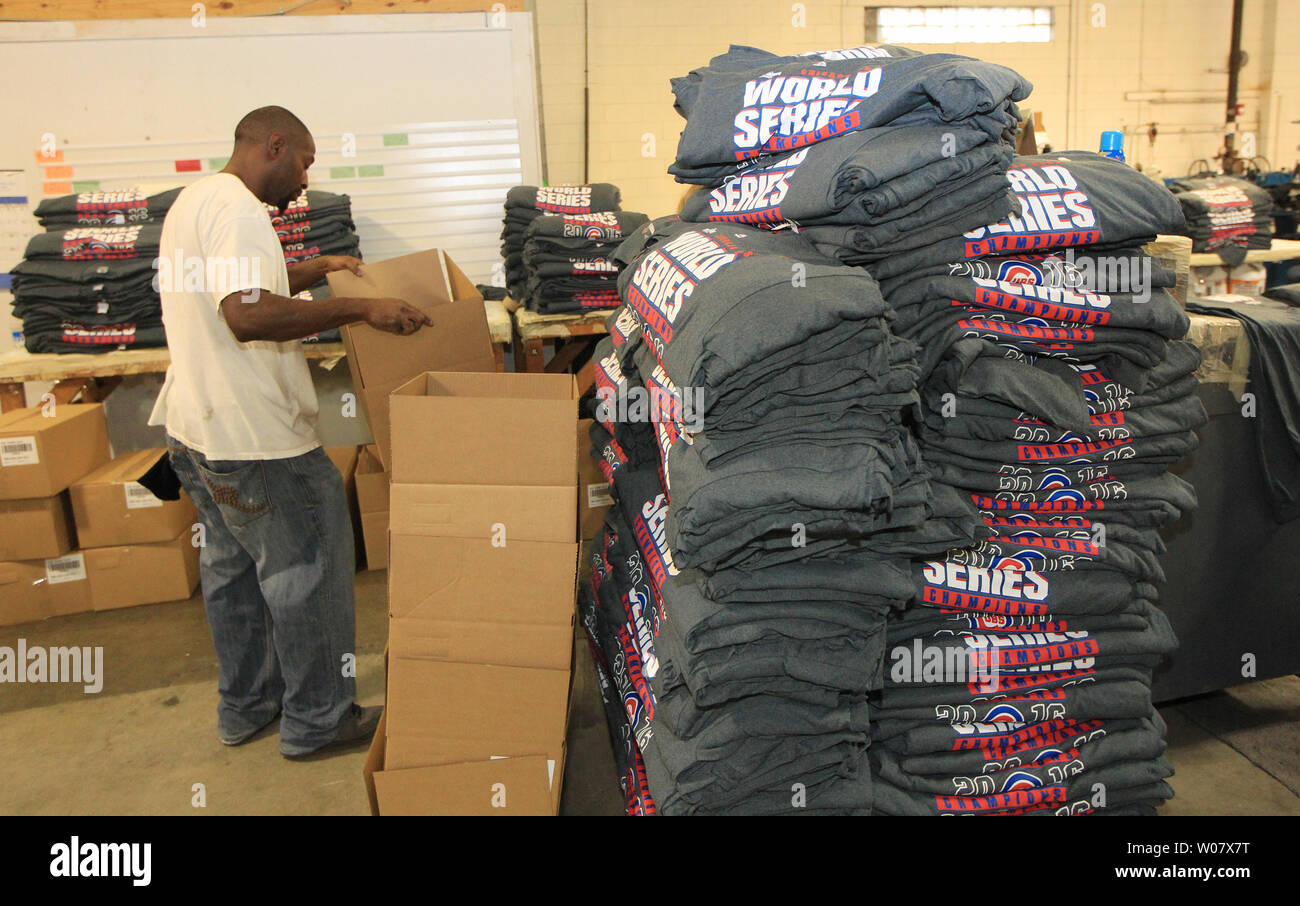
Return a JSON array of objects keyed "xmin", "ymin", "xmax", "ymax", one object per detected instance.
[
  {"xmin": 34, "ymin": 187, "xmax": 182, "ymax": 229},
  {"xmin": 11, "ymin": 222, "xmax": 167, "ymax": 353},
  {"xmin": 1168, "ymin": 174, "xmax": 1273, "ymax": 266},
  {"xmin": 267, "ymin": 189, "xmax": 362, "ymax": 343},
  {"xmin": 500, "ymin": 184, "xmax": 623, "ymax": 305},
  {"xmin": 9, "ymin": 186, "xmax": 361, "ymax": 352},
  {"xmin": 520, "ymin": 211, "xmax": 649, "ymax": 313},
  {"xmin": 868, "ymin": 151, "xmax": 1203, "ymax": 815},
  {"xmin": 581, "ymin": 40, "xmax": 1205, "ymax": 815},
  {"xmin": 579, "ymin": 215, "xmax": 989, "ymax": 815},
  {"xmin": 669, "ymin": 42, "xmax": 1030, "ymax": 260}
]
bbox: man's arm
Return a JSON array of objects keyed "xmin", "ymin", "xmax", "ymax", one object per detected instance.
[
  {"xmin": 286, "ymin": 254, "xmax": 364, "ymax": 296},
  {"xmin": 220, "ymin": 290, "xmax": 431, "ymax": 343}
]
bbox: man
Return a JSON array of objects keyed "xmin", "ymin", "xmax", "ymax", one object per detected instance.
[{"xmin": 148, "ymin": 106, "xmax": 429, "ymax": 758}]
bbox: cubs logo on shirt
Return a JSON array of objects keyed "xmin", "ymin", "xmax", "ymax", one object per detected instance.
[
  {"xmin": 1000, "ymin": 771, "xmax": 1045, "ymax": 791},
  {"xmin": 985, "ymin": 704, "xmax": 1026, "ymax": 724},
  {"xmin": 998, "ymin": 260, "xmax": 1045, "ymax": 284}
]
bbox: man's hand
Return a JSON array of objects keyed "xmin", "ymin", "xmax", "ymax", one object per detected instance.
[
  {"xmin": 288, "ymin": 255, "xmax": 364, "ymax": 295},
  {"xmin": 365, "ymin": 298, "xmax": 433, "ymax": 336},
  {"xmin": 317, "ymin": 255, "xmax": 364, "ymax": 277}
]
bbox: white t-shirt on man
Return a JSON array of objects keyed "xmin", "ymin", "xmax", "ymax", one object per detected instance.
[{"xmin": 148, "ymin": 173, "xmax": 321, "ymax": 460}]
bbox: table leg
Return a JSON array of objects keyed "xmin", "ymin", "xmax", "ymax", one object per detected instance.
[
  {"xmin": 575, "ymin": 357, "xmax": 596, "ymax": 396},
  {"xmin": 492, "ymin": 343, "xmax": 506, "ymax": 373},
  {"xmin": 544, "ymin": 338, "xmax": 591, "ymax": 375},
  {"xmin": 518, "ymin": 338, "xmax": 547, "ymax": 373},
  {"xmin": 0, "ymin": 381, "xmax": 23, "ymax": 413}
]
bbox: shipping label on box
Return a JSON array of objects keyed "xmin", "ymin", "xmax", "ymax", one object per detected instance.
[{"xmin": 0, "ymin": 557, "xmax": 91, "ymax": 626}]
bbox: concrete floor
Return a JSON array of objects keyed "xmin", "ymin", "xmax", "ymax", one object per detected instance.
[{"xmin": 0, "ymin": 571, "xmax": 1296, "ymax": 816}]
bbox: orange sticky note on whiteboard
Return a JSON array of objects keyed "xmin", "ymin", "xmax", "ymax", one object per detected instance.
[
  {"xmin": 43, "ymin": 181, "xmax": 73, "ymax": 195},
  {"xmin": 44, "ymin": 165, "xmax": 74, "ymax": 178},
  {"xmin": 35, "ymin": 148, "xmax": 65, "ymax": 163}
]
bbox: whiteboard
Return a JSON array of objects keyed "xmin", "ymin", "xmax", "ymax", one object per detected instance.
[{"xmin": 0, "ymin": 12, "xmax": 543, "ymax": 283}]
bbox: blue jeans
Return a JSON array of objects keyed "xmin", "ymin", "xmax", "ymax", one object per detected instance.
[{"xmin": 166, "ymin": 436, "xmax": 357, "ymax": 754}]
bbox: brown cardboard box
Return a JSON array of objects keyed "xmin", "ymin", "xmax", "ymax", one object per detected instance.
[
  {"xmin": 363, "ymin": 710, "xmax": 563, "ymax": 816},
  {"xmin": 84, "ymin": 531, "xmax": 201, "ymax": 611},
  {"xmin": 388, "ymin": 482, "xmax": 575, "ymax": 544},
  {"xmin": 384, "ymin": 658, "xmax": 571, "ymax": 752},
  {"xmin": 329, "ymin": 250, "xmax": 496, "ymax": 470},
  {"xmin": 0, "ymin": 493, "xmax": 76, "ymax": 561},
  {"xmin": 386, "ymin": 371, "xmax": 580, "ymax": 665},
  {"xmin": 69, "ymin": 449, "xmax": 197, "ymax": 550},
  {"xmin": 0, "ymin": 554, "xmax": 92, "ymax": 626},
  {"xmin": 324, "ymin": 445, "xmax": 363, "ymax": 569},
  {"xmin": 0, "ymin": 404, "xmax": 111, "ymax": 500},
  {"xmin": 387, "ymin": 535, "xmax": 577, "ymax": 627},
  {"xmin": 389, "ymin": 617, "xmax": 574, "ymax": 671},
  {"xmin": 577, "ymin": 418, "xmax": 613, "ymax": 541},
  {"xmin": 389, "ymin": 372, "xmax": 578, "ymax": 488},
  {"xmin": 355, "ymin": 445, "xmax": 388, "ymax": 514},
  {"xmin": 355, "ymin": 445, "xmax": 389, "ymax": 570}
]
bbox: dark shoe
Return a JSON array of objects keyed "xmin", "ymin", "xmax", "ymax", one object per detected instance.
[
  {"xmin": 219, "ymin": 710, "xmax": 281, "ymax": 746},
  {"xmin": 280, "ymin": 704, "xmax": 382, "ymax": 760}
]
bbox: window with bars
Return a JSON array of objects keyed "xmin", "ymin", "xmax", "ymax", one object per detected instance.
[{"xmin": 866, "ymin": 6, "xmax": 1054, "ymax": 43}]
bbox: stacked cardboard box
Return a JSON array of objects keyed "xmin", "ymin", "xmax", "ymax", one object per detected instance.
[
  {"xmin": 355, "ymin": 445, "xmax": 390, "ymax": 571},
  {"xmin": 69, "ymin": 447, "xmax": 200, "ymax": 612},
  {"xmin": 323, "ymin": 445, "xmax": 364, "ymax": 570},
  {"xmin": 366, "ymin": 371, "xmax": 580, "ymax": 815},
  {"xmin": 0, "ymin": 404, "xmax": 110, "ymax": 626}
]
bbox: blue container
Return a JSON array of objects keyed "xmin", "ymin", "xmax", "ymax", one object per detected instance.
[{"xmin": 1100, "ymin": 131, "xmax": 1126, "ymax": 162}]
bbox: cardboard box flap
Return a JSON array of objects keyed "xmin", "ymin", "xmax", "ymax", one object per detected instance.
[
  {"xmin": 76, "ymin": 448, "xmax": 166, "ymax": 486},
  {"xmin": 0, "ymin": 563, "xmax": 20, "ymax": 585},
  {"xmin": 330, "ymin": 249, "xmax": 494, "ymax": 391},
  {"xmin": 0, "ymin": 403, "xmax": 99, "ymax": 432}
]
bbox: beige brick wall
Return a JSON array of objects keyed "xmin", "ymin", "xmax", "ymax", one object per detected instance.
[{"xmin": 532, "ymin": 0, "xmax": 1299, "ymax": 218}]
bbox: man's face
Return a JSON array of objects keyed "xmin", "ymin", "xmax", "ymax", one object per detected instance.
[{"xmin": 268, "ymin": 133, "xmax": 315, "ymax": 211}]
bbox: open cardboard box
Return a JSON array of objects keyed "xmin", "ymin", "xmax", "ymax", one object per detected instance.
[
  {"xmin": 329, "ymin": 250, "xmax": 496, "ymax": 470},
  {"xmin": 386, "ymin": 370, "xmax": 581, "ymax": 669},
  {"xmin": 364, "ymin": 709, "xmax": 566, "ymax": 816}
]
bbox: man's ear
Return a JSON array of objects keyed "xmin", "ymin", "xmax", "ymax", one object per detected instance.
[{"xmin": 267, "ymin": 132, "xmax": 287, "ymax": 160}]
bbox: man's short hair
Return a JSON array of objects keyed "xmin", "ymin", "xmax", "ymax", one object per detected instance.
[{"xmin": 234, "ymin": 106, "xmax": 310, "ymax": 146}]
